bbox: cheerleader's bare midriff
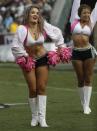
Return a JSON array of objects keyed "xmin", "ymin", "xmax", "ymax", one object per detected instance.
[{"xmin": 25, "ymin": 44, "xmax": 47, "ymax": 58}]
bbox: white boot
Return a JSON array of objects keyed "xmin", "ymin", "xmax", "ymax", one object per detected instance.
[
  {"xmin": 78, "ymin": 87, "xmax": 84, "ymax": 109},
  {"xmin": 28, "ymin": 98, "xmax": 38, "ymax": 126},
  {"xmin": 38, "ymin": 95, "xmax": 49, "ymax": 127},
  {"xmin": 83, "ymin": 86, "xmax": 92, "ymax": 115}
]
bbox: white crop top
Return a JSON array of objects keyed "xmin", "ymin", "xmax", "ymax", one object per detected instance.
[
  {"xmin": 26, "ymin": 30, "xmax": 45, "ymax": 46},
  {"xmin": 70, "ymin": 0, "xmax": 97, "ymax": 33},
  {"xmin": 11, "ymin": 21, "xmax": 66, "ymax": 58},
  {"xmin": 72, "ymin": 22, "xmax": 91, "ymax": 36}
]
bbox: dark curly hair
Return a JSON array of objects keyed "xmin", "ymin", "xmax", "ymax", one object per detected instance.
[{"xmin": 78, "ymin": 4, "xmax": 91, "ymax": 17}]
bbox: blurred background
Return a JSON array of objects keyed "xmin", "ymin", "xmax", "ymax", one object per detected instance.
[
  {"xmin": 0, "ymin": 0, "xmax": 97, "ymax": 62},
  {"xmin": 0, "ymin": 1, "xmax": 97, "ymax": 131}
]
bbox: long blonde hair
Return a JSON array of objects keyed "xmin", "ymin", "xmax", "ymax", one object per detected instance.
[{"xmin": 23, "ymin": 4, "xmax": 44, "ymax": 33}]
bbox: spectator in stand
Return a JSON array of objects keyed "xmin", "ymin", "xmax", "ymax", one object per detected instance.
[
  {"xmin": 26, "ymin": 0, "xmax": 52, "ymax": 21},
  {"xmin": 9, "ymin": 18, "xmax": 19, "ymax": 33},
  {"xmin": 3, "ymin": 11, "xmax": 14, "ymax": 32},
  {"xmin": 0, "ymin": 13, "xmax": 4, "ymax": 33},
  {"xmin": 15, "ymin": 2, "xmax": 25, "ymax": 18},
  {"xmin": 41, "ymin": 0, "xmax": 52, "ymax": 22},
  {"xmin": 25, "ymin": 0, "xmax": 38, "ymax": 4}
]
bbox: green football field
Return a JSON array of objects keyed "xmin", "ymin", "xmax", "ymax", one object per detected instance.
[{"xmin": 0, "ymin": 63, "xmax": 97, "ymax": 131}]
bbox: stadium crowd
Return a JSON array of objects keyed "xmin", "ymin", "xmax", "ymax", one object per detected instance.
[{"xmin": 0, "ymin": 0, "xmax": 56, "ymax": 34}]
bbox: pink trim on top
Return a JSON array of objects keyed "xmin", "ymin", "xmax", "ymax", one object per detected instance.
[
  {"xmin": 23, "ymin": 25, "xmax": 47, "ymax": 45},
  {"xmin": 43, "ymin": 30, "xmax": 47, "ymax": 40},
  {"xmin": 23, "ymin": 25, "xmax": 28, "ymax": 45},
  {"xmin": 71, "ymin": 19, "xmax": 79, "ymax": 32}
]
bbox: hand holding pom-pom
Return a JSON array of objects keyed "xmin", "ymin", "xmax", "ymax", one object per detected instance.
[
  {"xmin": 25, "ymin": 57, "xmax": 36, "ymax": 72},
  {"xmin": 47, "ymin": 51, "xmax": 60, "ymax": 66},
  {"xmin": 16, "ymin": 56, "xmax": 26, "ymax": 68},
  {"xmin": 16, "ymin": 56, "xmax": 35, "ymax": 72},
  {"xmin": 59, "ymin": 47, "xmax": 72, "ymax": 63}
]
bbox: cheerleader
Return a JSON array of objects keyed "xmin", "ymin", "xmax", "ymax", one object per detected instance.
[
  {"xmin": 11, "ymin": 4, "xmax": 67, "ymax": 127},
  {"xmin": 70, "ymin": 0, "xmax": 97, "ymax": 114}
]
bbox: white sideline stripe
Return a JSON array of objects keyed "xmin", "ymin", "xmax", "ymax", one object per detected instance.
[
  {"xmin": 0, "ymin": 81, "xmax": 97, "ymax": 94},
  {"xmin": 0, "ymin": 106, "xmax": 5, "ymax": 109},
  {"xmin": 4, "ymin": 103, "xmax": 28, "ymax": 106}
]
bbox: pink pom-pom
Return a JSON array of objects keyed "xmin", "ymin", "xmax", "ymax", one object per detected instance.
[
  {"xmin": 47, "ymin": 51, "xmax": 60, "ymax": 66},
  {"xmin": 59, "ymin": 47, "xmax": 72, "ymax": 63},
  {"xmin": 16, "ymin": 56, "xmax": 35, "ymax": 72},
  {"xmin": 25, "ymin": 57, "xmax": 35, "ymax": 72},
  {"xmin": 16, "ymin": 56, "xmax": 26, "ymax": 67}
]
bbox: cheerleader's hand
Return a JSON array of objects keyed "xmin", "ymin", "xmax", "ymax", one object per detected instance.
[
  {"xmin": 47, "ymin": 51, "xmax": 60, "ymax": 66},
  {"xmin": 16, "ymin": 56, "xmax": 35, "ymax": 72},
  {"xmin": 58, "ymin": 47, "xmax": 72, "ymax": 63},
  {"xmin": 24, "ymin": 57, "xmax": 35, "ymax": 72},
  {"xmin": 16, "ymin": 56, "xmax": 26, "ymax": 68}
]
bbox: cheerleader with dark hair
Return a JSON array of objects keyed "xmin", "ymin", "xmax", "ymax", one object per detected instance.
[{"xmin": 70, "ymin": 0, "xmax": 97, "ymax": 114}]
